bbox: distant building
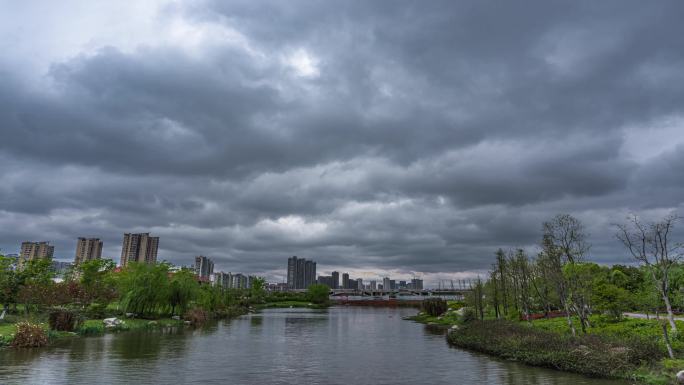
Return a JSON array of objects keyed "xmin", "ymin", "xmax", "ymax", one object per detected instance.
[
  {"xmin": 287, "ymin": 256, "xmax": 317, "ymax": 289},
  {"xmin": 390, "ymin": 280, "xmax": 396, "ymax": 290},
  {"xmin": 342, "ymin": 273, "xmax": 350, "ymax": 289},
  {"xmin": 232, "ymin": 273, "xmax": 248, "ymax": 289},
  {"xmin": 194, "ymin": 256, "xmax": 214, "ymax": 279},
  {"xmin": 74, "ymin": 237, "xmax": 103, "ymax": 265},
  {"xmin": 51, "ymin": 260, "xmax": 73, "ymax": 277},
  {"xmin": 369, "ymin": 280, "xmax": 377, "ymax": 290},
  {"xmin": 214, "ymin": 271, "xmax": 233, "ymax": 289},
  {"xmin": 120, "ymin": 233, "xmax": 159, "ymax": 266},
  {"xmin": 356, "ymin": 278, "xmax": 363, "ymax": 291},
  {"xmin": 331, "ymin": 271, "xmax": 340, "ymax": 289},
  {"xmin": 267, "ymin": 282, "xmax": 288, "ymax": 292},
  {"xmin": 317, "ymin": 275, "xmax": 335, "ymax": 288},
  {"xmin": 411, "ymin": 278, "xmax": 424, "ymax": 290},
  {"xmin": 382, "ymin": 277, "xmax": 391, "ymax": 291},
  {"xmin": 399, "ymin": 280, "xmax": 407, "ymax": 290},
  {"xmin": 19, "ymin": 241, "xmax": 54, "ymax": 268}
]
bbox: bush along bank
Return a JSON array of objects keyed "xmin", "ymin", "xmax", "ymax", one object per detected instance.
[{"xmin": 447, "ymin": 319, "xmax": 662, "ymax": 380}]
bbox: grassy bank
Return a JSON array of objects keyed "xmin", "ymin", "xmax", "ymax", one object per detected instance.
[
  {"xmin": 404, "ymin": 302, "xmax": 684, "ymax": 383},
  {"xmin": 448, "ymin": 319, "xmax": 660, "ymax": 380}
]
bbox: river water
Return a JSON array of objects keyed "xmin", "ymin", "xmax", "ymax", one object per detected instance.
[{"xmin": 0, "ymin": 307, "xmax": 625, "ymax": 385}]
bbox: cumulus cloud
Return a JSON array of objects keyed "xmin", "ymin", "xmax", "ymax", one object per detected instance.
[{"xmin": 1, "ymin": 0, "xmax": 684, "ymax": 285}]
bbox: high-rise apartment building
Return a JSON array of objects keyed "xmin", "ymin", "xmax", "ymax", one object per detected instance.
[
  {"xmin": 356, "ymin": 278, "xmax": 363, "ymax": 291},
  {"xmin": 194, "ymin": 256, "xmax": 214, "ymax": 279},
  {"xmin": 286, "ymin": 256, "xmax": 317, "ymax": 289},
  {"xmin": 411, "ymin": 278, "xmax": 424, "ymax": 290},
  {"xmin": 119, "ymin": 233, "xmax": 159, "ymax": 266},
  {"xmin": 214, "ymin": 271, "xmax": 233, "ymax": 289},
  {"xmin": 74, "ymin": 237, "xmax": 103, "ymax": 265},
  {"xmin": 342, "ymin": 273, "xmax": 350, "ymax": 289},
  {"xmin": 233, "ymin": 273, "xmax": 248, "ymax": 289},
  {"xmin": 331, "ymin": 271, "xmax": 340, "ymax": 289},
  {"xmin": 19, "ymin": 241, "xmax": 54, "ymax": 268},
  {"xmin": 317, "ymin": 275, "xmax": 335, "ymax": 288}
]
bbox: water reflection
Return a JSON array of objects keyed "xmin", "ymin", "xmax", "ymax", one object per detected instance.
[{"xmin": 0, "ymin": 308, "xmax": 626, "ymax": 385}]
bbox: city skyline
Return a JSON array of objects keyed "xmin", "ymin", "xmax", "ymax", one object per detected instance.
[{"xmin": 2, "ymin": 237, "xmax": 434, "ymax": 285}]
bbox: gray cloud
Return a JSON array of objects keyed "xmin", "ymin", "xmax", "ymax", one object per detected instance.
[{"xmin": 1, "ymin": 0, "xmax": 684, "ymax": 284}]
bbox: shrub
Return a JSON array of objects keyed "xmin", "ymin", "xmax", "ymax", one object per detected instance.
[
  {"xmin": 183, "ymin": 308, "xmax": 209, "ymax": 326},
  {"xmin": 460, "ymin": 307, "xmax": 477, "ymax": 324},
  {"xmin": 85, "ymin": 303, "xmax": 109, "ymax": 319},
  {"xmin": 48, "ymin": 308, "xmax": 79, "ymax": 331},
  {"xmin": 448, "ymin": 319, "xmax": 662, "ymax": 379},
  {"xmin": 306, "ymin": 284, "xmax": 331, "ymax": 305},
  {"xmin": 421, "ymin": 298, "xmax": 447, "ymax": 317},
  {"xmin": 11, "ymin": 322, "xmax": 48, "ymax": 348}
]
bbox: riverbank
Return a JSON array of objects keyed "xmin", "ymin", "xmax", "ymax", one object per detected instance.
[
  {"xmin": 406, "ymin": 308, "xmax": 684, "ymax": 384},
  {"xmin": 0, "ymin": 317, "xmax": 185, "ymax": 347},
  {"xmin": 0, "ymin": 306, "xmax": 250, "ymax": 348}
]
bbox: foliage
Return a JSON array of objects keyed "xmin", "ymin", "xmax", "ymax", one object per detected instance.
[
  {"xmin": 48, "ymin": 308, "xmax": 80, "ymax": 331},
  {"xmin": 306, "ymin": 284, "xmax": 330, "ymax": 305},
  {"xmin": 592, "ymin": 281, "xmax": 632, "ymax": 320},
  {"xmin": 421, "ymin": 297, "xmax": 448, "ymax": 317},
  {"xmin": 11, "ymin": 322, "xmax": 49, "ymax": 348},
  {"xmin": 168, "ymin": 269, "xmax": 199, "ymax": 316},
  {"xmin": 460, "ymin": 307, "xmax": 477, "ymax": 324},
  {"xmin": 117, "ymin": 262, "xmax": 171, "ymax": 316},
  {"xmin": 183, "ymin": 308, "xmax": 209, "ymax": 326},
  {"xmin": 75, "ymin": 258, "xmax": 118, "ymax": 306},
  {"xmin": 250, "ymin": 277, "xmax": 266, "ymax": 303}
]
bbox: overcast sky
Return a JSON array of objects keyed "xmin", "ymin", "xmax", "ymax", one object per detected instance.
[{"xmin": 1, "ymin": 1, "xmax": 684, "ymax": 285}]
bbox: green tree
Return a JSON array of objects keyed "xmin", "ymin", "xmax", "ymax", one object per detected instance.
[
  {"xmin": 17, "ymin": 258, "xmax": 56, "ymax": 313},
  {"xmin": 168, "ymin": 269, "xmax": 199, "ymax": 315},
  {"xmin": 593, "ymin": 281, "xmax": 631, "ymax": 320},
  {"xmin": 117, "ymin": 262, "xmax": 171, "ymax": 316},
  {"xmin": 0, "ymin": 255, "xmax": 20, "ymax": 311},
  {"xmin": 306, "ymin": 284, "xmax": 330, "ymax": 305},
  {"xmin": 76, "ymin": 258, "xmax": 118, "ymax": 307},
  {"xmin": 249, "ymin": 277, "xmax": 266, "ymax": 303}
]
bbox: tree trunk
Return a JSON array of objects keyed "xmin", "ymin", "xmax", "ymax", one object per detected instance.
[
  {"xmin": 662, "ymin": 322, "xmax": 675, "ymax": 359},
  {"xmin": 564, "ymin": 301, "xmax": 576, "ymax": 337},
  {"xmin": 662, "ymin": 292, "xmax": 677, "ymax": 332}
]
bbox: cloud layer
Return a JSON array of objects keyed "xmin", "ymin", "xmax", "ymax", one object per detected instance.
[{"xmin": 2, "ymin": 0, "xmax": 684, "ymax": 284}]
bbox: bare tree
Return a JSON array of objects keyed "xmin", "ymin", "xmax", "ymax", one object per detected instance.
[
  {"xmin": 616, "ymin": 214, "xmax": 682, "ymax": 332},
  {"xmin": 542, "ymin": 214, "xmax": 590, "ymax": 336}
]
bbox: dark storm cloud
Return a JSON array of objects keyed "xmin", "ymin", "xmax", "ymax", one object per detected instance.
[{"xmin": 1, "ymin": 0, "xmax": 684, "ymax": 283}]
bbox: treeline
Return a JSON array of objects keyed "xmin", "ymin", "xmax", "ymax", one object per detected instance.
[
  {"xmin": 464, "ymin": 213, "xmax": 683, "ymax": 355},
  {"xmin": 0, "ymin": 258, "xmax": 265, "ymax": 320}
]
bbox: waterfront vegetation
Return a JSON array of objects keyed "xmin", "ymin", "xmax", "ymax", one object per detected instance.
[
  {"xmin": 409, "ymin": 213, "xmax": 684, "ymax": 384},
  {"xmin": 0, "ymin": 256, "xmax": 330, "ymax": 348}
]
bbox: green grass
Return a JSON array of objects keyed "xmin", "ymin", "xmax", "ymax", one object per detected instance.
[
  {"xmin": 530, "ymin": 315, "xmax": 684, "ymax": 352},
  {"xmin": 0, "ymin": 323, "xmax": 16, "ymax": 346}
]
